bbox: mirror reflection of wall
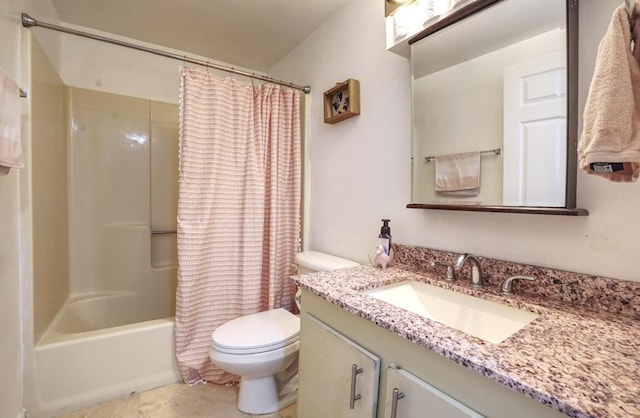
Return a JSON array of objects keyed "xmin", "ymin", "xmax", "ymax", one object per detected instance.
[{"xmin": 411, "ymin": 0, "xmax": 567, "ymax": 207}]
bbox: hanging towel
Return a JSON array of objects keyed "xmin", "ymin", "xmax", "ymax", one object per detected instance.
[
  {"xmin": 633, "ymin": 14, "xmax": 640, "ymax": 62},
  {"xmin": 435, "ymin": 151, "xmax": 480, "ymax": 196},
  {"xmin": 0, "ymin": 67, "xmax": 23, "ymax": 175},
  {"xmin": 578, "ymin": 4, "xmax": 640, "ymax": 182}
]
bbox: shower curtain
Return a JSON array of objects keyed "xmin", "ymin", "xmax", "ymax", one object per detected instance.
[{"xmin": 175, "ymin": 67, "xmax": 301, "ymax": 384}]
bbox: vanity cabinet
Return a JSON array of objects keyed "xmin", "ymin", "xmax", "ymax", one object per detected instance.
[
  {"xmin": 300, "ymin": 313, "xmax": 482, "ymax": 418},
  {"xmin": 298, "ymin": 314, "xmax": 380, "ymax": 418},
  {"xmin": 383, "ymin": 364, "xmax": 483, "ymax": 418},
  {"xmin": 298, "ymin": 290, "xmax": 567, "ymax": 418}
]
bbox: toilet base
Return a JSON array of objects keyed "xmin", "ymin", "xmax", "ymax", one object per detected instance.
[{"xmin": 237, "ymin": 375, "xmax": 297, "ymax": 414}]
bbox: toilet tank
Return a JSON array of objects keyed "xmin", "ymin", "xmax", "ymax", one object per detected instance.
[{"xmin": 295, "ymin": 251, "xmax": 359, "ymax": 275}]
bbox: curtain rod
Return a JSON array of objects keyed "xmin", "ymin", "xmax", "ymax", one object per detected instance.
[{"xmin": 21, "ymin": 13, "xmax": 311, "ymax": 94}]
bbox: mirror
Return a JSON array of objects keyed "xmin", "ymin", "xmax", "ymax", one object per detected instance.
[{"xmin": 408, "ymin": 0, "xmax": 585, "ymax": 215}]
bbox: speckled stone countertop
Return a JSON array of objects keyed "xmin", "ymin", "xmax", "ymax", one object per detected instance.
[{"xmin": 291, "ymin": 245, "xmax": 640, "ymax": 418}]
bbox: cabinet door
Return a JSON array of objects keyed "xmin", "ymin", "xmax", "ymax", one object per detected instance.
[
  {"xmin": 298, "ymin": 313, "xmax": 380, "ymax": 418},
  {"xmin": 383, "ymin": 364, "xmax": 484, "ymax": 418}
]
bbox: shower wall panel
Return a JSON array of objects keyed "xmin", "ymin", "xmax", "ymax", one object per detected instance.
[
  {"xmin": 150, "ymin": 102, "xmax": 179, "ymax": 267},
  {"xmin": 66, "ymin": 89, "xmax": 178, "ymax": 295},
  {"xmin": 68, "ymin": 88, "xmax": 151, "ymax": 293},
  {"xmin": 31, "ymin": 38, "xmax": 69, "ymax": 343}
]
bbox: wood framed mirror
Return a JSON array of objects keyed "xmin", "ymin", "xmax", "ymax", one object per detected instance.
[{"xmin": 407, "ymin": 0, "xmax": 587, "ymax": 216}]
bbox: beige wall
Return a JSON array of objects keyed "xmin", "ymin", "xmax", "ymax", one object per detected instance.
[
  {"xmin": 54, "ymin": 24, "xmax": 263, "ymax": 104},
  {"xmin": 0, "ymin": 0, "xmax": 25, "ymax": 416},
  {"xmin": 31, "ymin": 37, "xmax": 69, "ymax": 343},
  {"xmin": 271, "ymin": 0, "xmax": 640, "ymax": 283},
  {"xmin": 22, "ymin": 0, "xmax": 62, "ymax": 73},
  {"xmin": 270, "ymin": 0, "xmax": 412, "ymax": 261}
]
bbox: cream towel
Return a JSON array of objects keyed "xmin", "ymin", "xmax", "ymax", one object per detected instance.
[
  {"xmin": 435, "ymin": 151, "xmax": 480, "ymax": 196},
  {"xmin": 0, "ymin": 68, "xmax": 23, "ymax": 175},
  {"xmin": 578, "ymin": 5, "xmax": 640, "ymax": 182}
]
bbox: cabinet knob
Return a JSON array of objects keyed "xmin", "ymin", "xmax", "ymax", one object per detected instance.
[
  {"xmin": 350, "ymin": 364, "xmax": 364, "ymax": 409},
  {"xmin": 391, "ymin": 387, "xmax": 405, "ymax": 418}
]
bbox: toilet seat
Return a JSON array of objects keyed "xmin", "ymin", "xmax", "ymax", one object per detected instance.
[{"xmin": 212, "ymin": 308, "xmax": 300, "ymax": 355}]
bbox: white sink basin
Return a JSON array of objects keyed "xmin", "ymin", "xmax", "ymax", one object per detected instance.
[{"xmin": 364, "ymin": 280, "xmax": 538, "ymax": 344}]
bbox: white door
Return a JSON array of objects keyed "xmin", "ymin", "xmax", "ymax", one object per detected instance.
[
  {"xmin": 503, "ymin": 51, "xmax": 566, "ymax": 207},
  {"xmin": 383, "ymin": 364, "xmax": 484, "ymax": 418},
  {"xmin": 298, "ymin": 314, "xmax": 381, "ymax": 418}
]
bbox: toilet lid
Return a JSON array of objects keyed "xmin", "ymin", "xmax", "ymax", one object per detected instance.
[{"xmin": 212, "ymin": 308, "xmax": 300, "ymax": 354}]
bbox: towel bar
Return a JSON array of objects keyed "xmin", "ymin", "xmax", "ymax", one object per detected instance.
[
  {"xmin": 151, "ymin": 230, "xmax": 177, "ymax": 235},
  {"xmin": 424, "ymin": 148, "xmax": 501, "ymax": 162}
]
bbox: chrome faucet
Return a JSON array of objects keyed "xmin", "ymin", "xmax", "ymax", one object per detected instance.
[
  {"xmin": 455, "ymin": 253, "xmax": 483, "ymax": 287},
  {"xmin": 501, "ymin": 275, "xmax": 536, "ymax": 295}
]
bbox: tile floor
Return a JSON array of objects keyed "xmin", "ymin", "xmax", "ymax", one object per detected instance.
[{"xmin": 57, "ymin": 382, "xmax": 297, "ymax": 418}]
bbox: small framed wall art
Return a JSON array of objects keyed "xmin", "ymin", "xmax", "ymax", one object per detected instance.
[{"xmin": 323, "ymin": 79, "xmax": 360, "ymax": 124}]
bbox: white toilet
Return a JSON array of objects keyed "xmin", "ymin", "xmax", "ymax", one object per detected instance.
[{"xmin": 209, "ymin": 251, "xmax": 359, "ymax": 414}]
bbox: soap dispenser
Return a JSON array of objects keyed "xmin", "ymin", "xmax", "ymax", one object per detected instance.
[
  {"xmin": 374, "ymin": 219, "xmax": 392, "ymax": 269},
  {"xmin": 378, "ymin": 219, "xmax": 392, "ymax": 256}
]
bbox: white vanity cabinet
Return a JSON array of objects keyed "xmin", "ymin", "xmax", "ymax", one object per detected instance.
[
  {"xmin": 298, "ymin": 290, "xmax": 567, "ymax": 418},
  {"xmin": 298, "ymin": 314, "xmax": 380, "ymax": 418}
]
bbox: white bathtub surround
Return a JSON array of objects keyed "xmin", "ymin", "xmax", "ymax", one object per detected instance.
[
  {"xmin": 31, "ymin": 241, "xmax": 180, "ymax": 417},
  {"xmin": 26, "ymin": 52, "xmax": 181, "ymax": 416},
  {"xmin": 33, "ymin": 317, "xmax": 180, "ymax": 417},
  {"xmin": 176, "ymin": 68, "xmax": 301, "ymax": 384},
  {"xmin": 0, "ymin": 66, "xmax": 23, "ymax": 175}
]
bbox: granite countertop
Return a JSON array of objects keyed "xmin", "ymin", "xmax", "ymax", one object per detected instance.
[{"xmin": 292, "ymin": 264, "xmax": 640, "ymax": 418}]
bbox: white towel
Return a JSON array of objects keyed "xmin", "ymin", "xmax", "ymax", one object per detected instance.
[
  {"xmin": 577, "ymin": 5, "xmax": 640, "ymax": 182},
  {"xmin": 435, "ymin": 151, "xmax": 480, "ymax": 196},
  {"xmin": 0, "ymin": 68, "xmax": 23, "ymax": 175}
]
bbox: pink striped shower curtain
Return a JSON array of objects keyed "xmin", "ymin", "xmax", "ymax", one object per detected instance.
[{"xmin": 175, "ymin": 68, "xmax": 301, "ymax": 384}]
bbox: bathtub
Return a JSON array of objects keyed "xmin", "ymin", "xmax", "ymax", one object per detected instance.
[{"xmin": 30, "ymin": 292, "xmax": 182, "ymax": 417}]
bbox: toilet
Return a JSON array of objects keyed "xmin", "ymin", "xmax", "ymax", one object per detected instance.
[{"xmin": 209, "ymin": 251, "xmax": 359, "ymax": 414}]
